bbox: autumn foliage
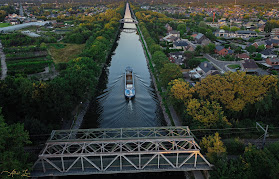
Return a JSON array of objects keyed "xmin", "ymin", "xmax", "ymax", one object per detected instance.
[
  {"xmin": 194, "ymin": 71, "xmax": 278, "ymax": 111},
  {"xmin": 168, "ymin": 71, "xmax": 278, "ymax": 128}
]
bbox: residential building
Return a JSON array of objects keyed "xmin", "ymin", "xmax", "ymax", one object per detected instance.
[
  {"xmin": 271, "ymin": 28, "xmax": 279, "ymax": 37},
  {"xmin": 266, "ymin": 58, "xmax": 279, "ymax": 66},
  {"xmin": 236, "ymin": 53, "xmax": 250, "ymax": 60},
  {"xmin": 260, "ymin": 49, "xmax": 277, "ymax": 59},
  {"xmin": 165, "ymin": 23, "xmax": 173, "ymax": 33},
  {"xmin": 168, "ymin": 51, "xmax": 185, "ymax": 66},
  {"xmin": 173, "ymin": 40, "xmax": 189, "ymax": 51},
  {"xmin": 240, "ymin": 59, "xmax": 259, "ymax": 73},
  {"xmin": 169, "ymin": 30, "xmax": 180, "ymax": 38},
  {"xmin": 234, "ymin": 30, "xmax": 258, "ymax": 39},
  {"xmin": 214, "ymin": 29, "xmax": 230, "ymax": 38},
  {"xmin": 252, "ymin": 41, "xmax": 266, "ymax": 48},
  {"xmin": 215, "ymin": 45, "xmax": 228, "ymax": 56},
  {"xmin": 163, "ymin": 34, "xmax": 178, "ymax": 42},
  {"xmin": 195, "ymin": 33, "xmax": 207, "ymax": 44},
  {"xmin": 189, "ymin": 62, "xmax": 220, "ymax": 80}
]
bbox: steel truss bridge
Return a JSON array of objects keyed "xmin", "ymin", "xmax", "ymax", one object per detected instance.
[
  {"xmin": 119, "ymin": 2, "xmax": 138, "ymax": 24},
  {"xmin": 31, "ymin": 126, "xmax": 212, "ymax": 177},
  {"xmin": 120, "ymin": 18, "xmax": 138, "ymax": 24}
]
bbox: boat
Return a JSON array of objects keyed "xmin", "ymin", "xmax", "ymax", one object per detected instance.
[{"xmin": 124, "ymin": 66, "xmax": 135, "ymax": 99}]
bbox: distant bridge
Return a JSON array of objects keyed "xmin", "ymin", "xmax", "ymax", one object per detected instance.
[
  {"xmin": 31, "ymin": 126, "xmax": 212, "ymax": 177},
  {"xmin": 120, "ymin": 2, "xmax": 138, "ymax": 24}
]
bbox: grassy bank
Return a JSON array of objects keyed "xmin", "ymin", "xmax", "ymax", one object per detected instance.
[{"xmin": 48, "ymin": 43, "xmax": 85, "ymax": 63}]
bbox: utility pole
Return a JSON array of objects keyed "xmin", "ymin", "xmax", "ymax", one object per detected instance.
[{"xmin": 256, "ymin": 122, "xmax": 269, "ymax": 149}]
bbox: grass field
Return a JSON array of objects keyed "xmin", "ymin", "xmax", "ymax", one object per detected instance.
[
  {"xmin": 193, "ymin": 57, "xmax": 209, "ymax": 62},
  {"xmin": 0, "ymin": 23, "xmax": 11, "ymax": 28},
  {"xmin": 228, "ymin": 64, "xmax": 241, "ymax": 69},
  {"xmin": 48, "ymin": 43, "xmax": 85, "ymax": 63}
]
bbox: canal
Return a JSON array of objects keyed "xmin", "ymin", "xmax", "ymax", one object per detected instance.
[
  {"xmin": 81, "ymin": 4, "xmax": 166, "ymax": 129},
  {"xmin": 73, "ymin": 3, "xmax": 185, "ymax": 179}
]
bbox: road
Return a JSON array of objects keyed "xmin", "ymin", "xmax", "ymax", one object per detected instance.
[
  {"xmin": 203, "ymin": 54, "xmax": 241, "ymax": 73},
  {"xmin": 0, "ymin": 40, "xmax": 7, "ymax": 80}
]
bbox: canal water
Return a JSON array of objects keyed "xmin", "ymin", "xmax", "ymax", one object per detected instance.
[{"xmin": 81, "ymin": 20, "xmax": 166, "ymax": 129}]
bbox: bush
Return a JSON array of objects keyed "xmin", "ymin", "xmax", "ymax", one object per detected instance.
[{"xmin": 224, "ymin": 138, "xmax": 245, "ymax": 155}]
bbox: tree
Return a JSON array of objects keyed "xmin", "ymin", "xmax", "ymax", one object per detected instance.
[
  {"xmin": 150, "ymin": 44, "xmax": 161, "ymax": 55},
  {"xmin": 208, "ymin": 43, "xmax": 216, "ymax": 54},
  {"xmin": 152, "ymin": 51, "xmax": 168, "ymax": 71},
  {"xmin": 168, "ymin": 78, "xmax": 194, "ymax": 103},
  {"xmin": 187, "ymin": 58, "xmax": 201, "ymax": 69},
  {"xmin": 199, "ymin": 21, "xmax": 207, "ymax": 29},
  {"xmin": 177, "ymin": 23, "xmax": 187, "ymax": 36},
  {"xmin": 230, "ymin": 26, "xmax": 240, "ymax": 32},
  {"xmin": 0, "ymin": 108, "xmax": 31, "ymax": 177},
  {"xmin": 184, "ymin": 51, "xmax": 194, "ymax": 59},
  {"xmin": 257, "ymin": 44, "xmax": 266, "ymax": 52},
  {"xmin": 186, "ymin": 99, "xmax": 231, "ymax": 128},
  {"xmin": 200, "ymin": 132, "xmax": 226, "ymax": 161},
  {"xmin": 159, "ymin": 63, "xmax": 182, "ymax": 88},
  {"xmin": 195, "ymin": 45, "xmax": 202, "ymax": 56},
  {"xmin": 246, "ymin": 45, "xmax": 257, "ymax": 53},
  {"xmin": 194, "ymin": 71, "xmax": 278, "ymax": 111},
  {"xmin": 241, "ymin": 144, "xmax": 279, "ymax": 179}
]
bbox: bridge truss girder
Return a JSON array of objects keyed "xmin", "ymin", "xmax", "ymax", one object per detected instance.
[
  {"xmin": 32, "ymin": 127, "xmax": 212, "ymax": 177},
  {"xmin": 120, "ymin": 18, "xmax": 138, "ymax": 24}
]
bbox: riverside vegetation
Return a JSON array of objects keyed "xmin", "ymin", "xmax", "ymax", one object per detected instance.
[{"xmin": 0, "ymin": 2, "xmax": 124, "ymax": 175}]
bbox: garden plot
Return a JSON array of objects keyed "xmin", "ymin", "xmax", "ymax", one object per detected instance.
[{"xmin": 4, "ymin": 46, "xmax": 53, "ymax": 76}]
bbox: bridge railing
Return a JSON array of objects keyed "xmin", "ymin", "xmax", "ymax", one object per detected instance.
[{"xmin": 48, "ymin": 126, "xmax": 192, "ymax": 142}]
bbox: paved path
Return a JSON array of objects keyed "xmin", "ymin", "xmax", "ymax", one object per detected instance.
[
  {"xmin": 204, "ymin": 54, "xmax": 241, "ymax": 73},
  {"xmin": 0, "ymin": 41, "xmax": 7, "ymax": 80}
]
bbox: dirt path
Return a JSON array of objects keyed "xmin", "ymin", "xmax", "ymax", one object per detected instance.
[{"xmin": 0, "ymin": 40, "xmax": 7, "ymax": 80}]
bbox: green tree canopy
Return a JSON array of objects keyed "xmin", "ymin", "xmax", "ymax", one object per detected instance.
[
  {"xmin": 0, "ymin": 108, "xmax": 31, "ymax": 177},
  {"xmin": 159, "ymin": 63, "xmax": 182, "ymax": 88}
]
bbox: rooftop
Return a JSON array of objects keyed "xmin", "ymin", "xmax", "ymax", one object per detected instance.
[{"xmin": 241, "ymin": 59, "xmax": 258, "ymax": 69}]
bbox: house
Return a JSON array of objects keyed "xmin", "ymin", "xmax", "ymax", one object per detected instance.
[
  {"xmin": 236, "ymin": 53, "xmax": 250, "ymax": 60},
  {"xmin": 240, "ymin": 59, "xmax": 259, "ymax": 73},
  {"xmin": 168, "ymin": 51, "xmax": 185, "ymax": 66},
  {"xmin": 206, "ymin": 22, "xmax": 220, "ymax": 28},
  {"xmin": 258, "ymin": 24, "xmax": 265, "ymax": 32},
  {"xmin": 265, "ymin": 40, "xmax": 273, "ymax": 49},
  {"xmin": 195, "ymin": 33, "xmax": 207, "ymax": 44},
  {"xmin": 258, "ymin": 20, "xmax": 267, "ymax": 25},
  {"xmin": 165, "ymin": 23, "xmax": 173, "ymax": 33},
  {"xmin": 189, "ymin": 62, "xmax": 220, "ymax": 80},
  {"xmin": 271, "ymin": 28, "xmax": 279, "ymax": 37},
  {"xmin": 214, "ymin": 29, "xmax": 230, "ymax": 38},
  {"xmin": 198, "ymin": 62, "xmax": 219, "ymax": 76},
  {"xmin": 266, "ymin": 58, "xmax": 279, "ymax": 66},
  {"xmin": 201, "ymin": 38, "xmax": 211, "ymax": 46},
  {"xmin": 252, "ymin": 41, "xmax": 266, "ymax": 48},
  {"xmin": 271, "ymin": 65, "xmax": 279, "ymax": 72},
  {"xmin": 234, "ymin": 30, "xmax": 258, "ymax": 39},
  {"xmin": 215, "ymin": 46, "xmax": 228, "ymax": 56},
  {"xmin": 173, "ymin": 40, "xmax": 189, "ymax": 51},
  {"xmin": 270, "ymin": 39, "xmax": 279, "ymax": 46},
  {"xmin": 163, "ymin": 34, "xmax": 178, "ymax": 43},
  {"xmin": 169, "ymin": 30, "xmax": 180, "ymax": 38},
  {"xmin": 186, "ymin": 44, "xmax": 196, "ymax": 52},
  {"xmin": 259, "ymin": 49, "xmax": 277, "ymax": 59}
]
